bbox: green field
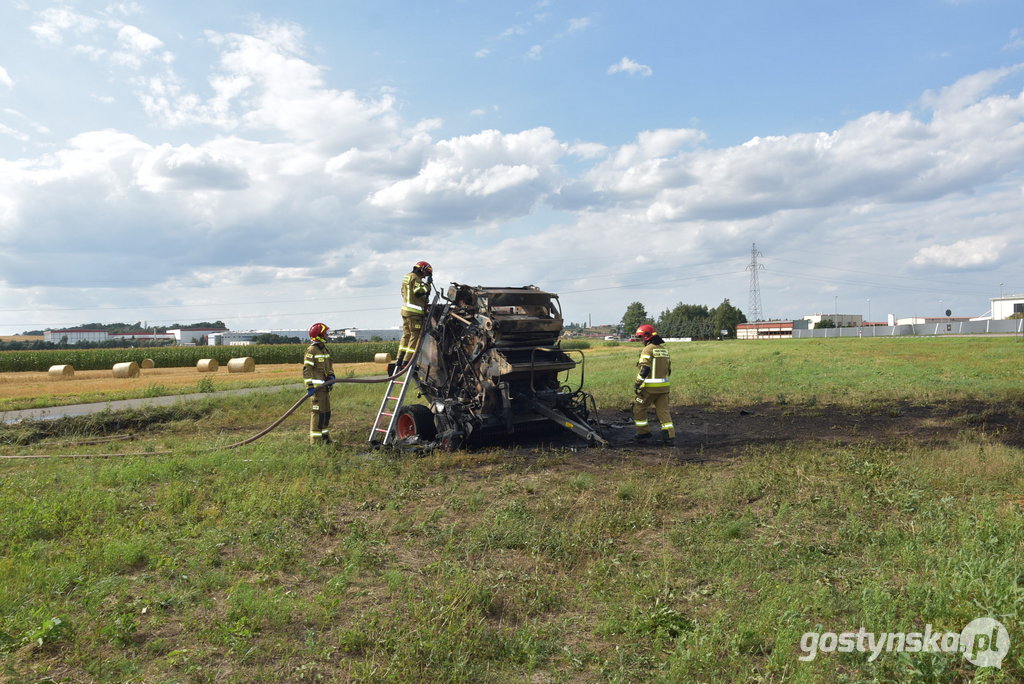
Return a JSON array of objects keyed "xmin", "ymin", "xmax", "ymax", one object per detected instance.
[{"xmin": 1, "ymin": 337, "xmax": 1023, "ymax": 682}]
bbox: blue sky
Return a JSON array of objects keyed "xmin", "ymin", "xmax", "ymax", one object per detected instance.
[{"xmin": 0, "ymin": 0, "xmax": 1022, "ymax": 334}]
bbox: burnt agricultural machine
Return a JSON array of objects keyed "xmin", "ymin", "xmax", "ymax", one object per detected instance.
[{"xmin": 386, "ymin": 283, "xmax": 607, "ymax": 450}]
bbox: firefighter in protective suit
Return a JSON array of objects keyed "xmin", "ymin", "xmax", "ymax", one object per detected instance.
[
  {"xmin": 632, "ymin": 324, "xmax": 675, "ymax": 444},
  {"xmin": 303, "ymin": 322, "xmax": 335, "ymax": 445},
  {"xmin": 396, "ymin": 261, "xmax": 432, "ymax": 369}
]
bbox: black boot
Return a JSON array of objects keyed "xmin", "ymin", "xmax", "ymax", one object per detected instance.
[{"xmin": 322, "ymin": 412, "xmax": 332, "ymax": 444}]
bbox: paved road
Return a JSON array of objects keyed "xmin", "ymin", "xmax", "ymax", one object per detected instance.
[{"xmin": 1, "ymin": 384, "xmax": 305, "ymax": 424}]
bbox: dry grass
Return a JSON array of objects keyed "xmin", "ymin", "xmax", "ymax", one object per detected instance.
[{"xmin": 0, "ymin": 361, "xmax": 387, "ymax": 406}]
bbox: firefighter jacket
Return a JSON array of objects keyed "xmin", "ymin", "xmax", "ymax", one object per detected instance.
[
  {"xmin": 636, "ymin": 341, "xmax": 671, "ymax": 393},
  {"xmin": 402, "ymin": 271, "xmax": 429, "ymax": 316},
  {"xmin": 303, "ymin": 341, "xmax": 333, "ymax": 389}
]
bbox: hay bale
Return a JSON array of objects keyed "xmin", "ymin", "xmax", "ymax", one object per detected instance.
[
  {"xmin": 197, "ymin": 359, "xmax": 219, "ymax": 372},
  {"xmin": 48, "ymin": 364, "xmax": 75, "ymax": 379},
  {"xmin": 141, "ymin": 358, "xmax": 155, "ymax": 369},
  {"xmin": 227, "ymin": 356, "xmax": 256, "ymax": 373},
  {"xmin": 373, "ymin": 352, "xmax": 392, "ymax": 364},
  {"xmin": 112, "ymin": 361, "xmax": 140, "ymax": 378}
]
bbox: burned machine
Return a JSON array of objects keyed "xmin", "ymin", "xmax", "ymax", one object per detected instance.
[{"xmin": 392, "ymin": 283, "xmax": 606, "ymax": 449}]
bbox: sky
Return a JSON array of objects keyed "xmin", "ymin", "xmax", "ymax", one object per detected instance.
[{"xmin": 0, "ymin": 0, "xmax": 1022, "ymax": 335}]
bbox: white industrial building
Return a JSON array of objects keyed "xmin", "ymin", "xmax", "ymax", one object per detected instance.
[
  {"xmin": 168, "ymin": 328, "xmax": 230, "ymax": 345},
  {"xmin": 340, "ymin": 328, "xmax": 402, "ymax": 341},
  {"xmin": 984, "ymin": 295, "xmax": 1024, "ymax": 320},
  {"xmin": 207, "ymin": 330, "xmax": 307, "ymax": 346},
  {"xmin": 43, "ymin": 328, "xmax": 110, "ymax": 344},
  {"xmin": 803, "ymin": 313, "xmax": 863, "ymax": 329}
]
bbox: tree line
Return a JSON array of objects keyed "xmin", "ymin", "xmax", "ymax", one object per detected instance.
[
  {"xmin": 20, "ymin": 321, "xmax": 227, "ymax": 335},
  {"xmin": 621, "ymin": 299, "xmax": 747, "ymax": 340}
]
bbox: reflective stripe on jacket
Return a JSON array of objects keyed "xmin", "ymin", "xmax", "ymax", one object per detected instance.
[
  {"xmin": 636, "ymin": 342, "xmax": 671, "ymax": 392},
  {"xmin": 402, "ymin": 272, "xmax": 429, "ymax": 314},
  {"xmin": 303, "ymin": 341, "xmax": 333, "ymax": 388}
]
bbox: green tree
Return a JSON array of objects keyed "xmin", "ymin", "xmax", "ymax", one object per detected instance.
[
  {"xmin": 252, "ymin": 333, "xmax": 302, "ymax": 344},
  {"xmin": 712, "ymin": 299, "xmax": 747, "ymax": 337},
  {"xmin": 816, "ymin": 318, "xmax": 836, "ymax": 329},
  {"xmin": 621, "ymin": 302, "xmax": 651, "ymax": 335},
  {"xmin": 657, "ymin": 303, "xmax": 711, "ymax": 339}
]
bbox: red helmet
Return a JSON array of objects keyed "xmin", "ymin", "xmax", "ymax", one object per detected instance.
[
  {"xmin": 635, "ymin": 324, "xmax": 656, "ymax": 341},
  {"xmin": 308, "ymin": 322, "xmax": 329, "ymax": 341},
  {"xmin": 414, "ymin": 260, "xmax": 433, "ymax": 276}
]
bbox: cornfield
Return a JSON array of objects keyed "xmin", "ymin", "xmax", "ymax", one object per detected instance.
[{"xmin": 0, "ymin": 342, "xmax": 401, "ymax": 373}]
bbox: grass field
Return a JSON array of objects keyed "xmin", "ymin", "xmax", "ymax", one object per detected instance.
[{"xmin": 1, "ymin": 337, "xmax": 1023, "ymax": 682}]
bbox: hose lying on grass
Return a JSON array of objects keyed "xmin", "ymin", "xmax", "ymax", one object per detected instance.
[{"xmin": 0, "ymin": 362, "xmax": 414, "ymax": 461}]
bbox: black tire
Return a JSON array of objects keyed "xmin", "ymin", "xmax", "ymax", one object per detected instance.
[{"xmin": 395, "ymin": 404, "xmax": 437, "ymax": 441}]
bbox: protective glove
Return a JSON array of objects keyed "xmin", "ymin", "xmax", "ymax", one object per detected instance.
[
  {"xmin": 305, "ymin": 386, "xmax": 317, "ymax": 397},
  {"xmin": 633, "ymin": 382, "xmax": 642, "ymax": 394},
  {"xmin": 327, "ymin": 374, "xmax": 335, "ymax": 383}
]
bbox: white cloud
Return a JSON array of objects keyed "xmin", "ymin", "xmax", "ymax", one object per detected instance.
[
  {"xmin": 0, "ymin": 66, "xmax": 13, "ymax": 89},
  {"xmin": 474, "ymin": 48, "xmax": 493, "ymax": 58},
  {"xmin": 117, "ymin": 25, "xmax": 162, "ymax": 54},
  {"xmin": 608, "ymin": 57, "xmax": 652, "ymax": 77},
  {"xmin": 106, "ymin": 2, "xmax": 143, "ymax": 17},
  {"xmin": 0, "ymin": 122, "xmax": 29, "ymax": 142},
  {"xmin": 369, "ymin": 127, "xmax": 567, "ymax": 223},
  {"xmin": 30, "ymin": 7, "xmax": 103, "ymax": 44},
  {"xmin": 912, "ymin": 236, "xmax": 1008, "ymax": 268},
  {"xmin": 568, "ymin": 17, "xmax": 592, "ymax": 32},
  {"xmin": 1004, "ymin": 28, "xmax": 1024, "ymax": 52},
  {"xmin": 526, "ymin": 44, "xmax": 543, "ymax": 60},
  {"xmin": 920, "ymin": 64, "xmax": 1024, "ymax": 113}
]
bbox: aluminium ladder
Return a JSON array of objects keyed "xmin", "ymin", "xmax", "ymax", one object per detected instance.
[
  {"xmin": 368, "ymin": 294, "xmax": 438, "ymax": 445},
  {"xmin": 367, "ymin": 368, "xmax": 413, "ymax": 445}
]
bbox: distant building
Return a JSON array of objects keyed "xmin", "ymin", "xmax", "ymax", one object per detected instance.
[
  {"xmin": 340, "ymin": 328, "xmax": 402, "ymax": 342},
  {"xmin": 895, "ymin": 316, "xmax": 971, "ymax": 325},
  {"xmin": 987, "ymin": 295, "xmax": 1024, "ymax": 320},
  {"xmin": 168, "ymin": 327, "xmax": 230, "ymax": 345},
  {"xmin": 803, "ymin": 313, "xmax": 863, "ymax": 329},
  {"xmin": 208, "ymin": 329, "xmax": 306, "ymax": 346},
  {"xmin": 43, "ymin": 328, "xmax": 109, "ymax": 343},
  {"xmin": 737, "ymin": 320, "xmax": 809, "ymax": 340}
]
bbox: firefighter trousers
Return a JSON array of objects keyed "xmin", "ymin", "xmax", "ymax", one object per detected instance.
[
  {"xmin": 399, "ymin": 313, "xmax": 424, "ymax": 358},
  {"xmin": 633, "ymin": 390, "xmax": 675, "ymax": 438},
  {"xmin": 309, "ymin": 387, "xmax": 331, "ymax": 444}
]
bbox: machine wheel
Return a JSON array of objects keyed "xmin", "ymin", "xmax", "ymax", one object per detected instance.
[{"xmin": 395, "ymin": 404, "xmax": 437, "ymax": 441}]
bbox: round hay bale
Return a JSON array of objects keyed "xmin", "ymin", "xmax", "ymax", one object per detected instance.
[
  {"xmin": 48, "ymin": 364, "xmax": 75, "ymax": 379},
  {"xmin": 227, "ymin": 356, "xmax": 256, "ymax": 373},
  {"xmin": 373, "ymin": 352, "xmax": 392, "ymax": 364},
  {"xmin": 140, "ymin": 358, "xmax": 155, "ymax": 369},
  {"xmin": 197, "ymin": 358, "xmax": 219, "ymax": 372},
  {"xmin": 112, "ymin": 361, "xmax": 140, "ymax": 378}
]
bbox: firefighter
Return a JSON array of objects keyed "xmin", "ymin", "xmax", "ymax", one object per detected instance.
[
  {"xmin": 303, "ymin": 322, "xmax": 335, "ymax": 445},
  {"xmin": 396, "ymin": 260, "xmax": 433, "ymax": 369},
  {"xmin": 632, "ymin": 324, "xmax": 675, "ymax": 444}
]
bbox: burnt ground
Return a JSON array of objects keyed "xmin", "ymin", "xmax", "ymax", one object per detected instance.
[{"xmin": 464, "ymin": 399, "xmax": 1024, "ymax": 464}]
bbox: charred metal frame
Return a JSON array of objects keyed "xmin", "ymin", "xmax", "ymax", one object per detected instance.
[{"xmin": 397, "ymin": 283, "xmax": 607, "ymax": 449}]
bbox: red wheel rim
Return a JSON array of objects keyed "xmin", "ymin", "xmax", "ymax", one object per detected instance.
[{"xmin": 395, "ymin": 412, "xmax": 416, "ymax": 439}]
